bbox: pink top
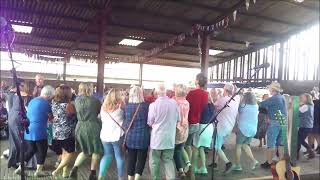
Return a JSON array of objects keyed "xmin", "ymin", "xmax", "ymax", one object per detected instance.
[{"xmin": 175, "ymin": 97, "xmax": 190, "ymax": 144}]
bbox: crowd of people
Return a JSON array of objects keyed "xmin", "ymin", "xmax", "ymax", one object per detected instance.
[{"xmin": 0, "ymin": 73, "xmax": 319, "ymax": 180}]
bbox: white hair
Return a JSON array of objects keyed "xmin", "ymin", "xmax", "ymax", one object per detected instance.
[
  {"xmin": 224, "ymin": 83, "xmax": 234, "ymax": 95},
  {"xmin": 40, "ymin": 85, "xmax": 55, "ymax": 99},
  {"xmin": 129, "ymin": 85, "xmax": 144, "ymax": 103},
  {"xmin": 156, "ymin": 84, "xmax": 166, "ymax": 96}
]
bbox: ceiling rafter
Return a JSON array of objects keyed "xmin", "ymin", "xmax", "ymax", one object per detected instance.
[
  {"xmin": 112, "ymin": 6, "xmax": 280, "ymax": 39},
  {"xmin": 15, "ymin": 32, "xmax": 243, "ymax": 53}
]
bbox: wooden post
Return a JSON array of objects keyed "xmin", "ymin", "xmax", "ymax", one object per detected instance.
[
  {"xmin": 97, "ymin": 17, "xmax": 106, "ymax": 95},
  {"xmin": 290, "ymin": 96, "xmax": 300, "ymax": 166},
  {"xmin": 278, "ymin": 42, "xmax": 284, "ymax": 81},
  {"xmin": 200, "ymin": 32, "xmax": 210, "ymax": 78},
  {"xmin": 139, "ymin": 63, "xmax": 143, "ymax": 86},
  {"xmin": 63, "ymin": 59, "xmax": 67, "ymax": 82}
]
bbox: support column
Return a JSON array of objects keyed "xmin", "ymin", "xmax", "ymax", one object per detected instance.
[
  {"xmin": 278, "ymin": 42, "xmax": 284, "ymax": 81},
  {"xmin": 200, "ymin": 32, "xmax": 210, "ymax": 78},
  {"xmin": 96, "ymin": 17, "xmax": 106, "ymax": 95},
  {"xmin": 139, "ymin": 63, "xmax": 143, "ymax": 86},
  {"xmin": 62, "ymin": 59, "xmax": 67, "ymax": 82}
]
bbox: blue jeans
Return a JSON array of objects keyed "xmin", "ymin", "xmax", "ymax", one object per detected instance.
[{"xmin": 99, "ymin": 138, "xmax": 125, "ymax": 178}]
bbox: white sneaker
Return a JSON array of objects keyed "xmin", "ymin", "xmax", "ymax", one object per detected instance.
[
  {"xmin": 34, "ymin": 170, "xmax": 47, "ymax": 177},
  {"xmin": 14, "ymin": 166, "xmax": 21, "ymax": 175},
  {"xmin": 251, "ymin": 160, "xmax": 259, "ymax": 170}
]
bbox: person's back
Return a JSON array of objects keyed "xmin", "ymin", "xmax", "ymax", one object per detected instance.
[
  {"xmin": 124, "ymin": 102, "xmax": 150, "ymax": 149},
  {"xmin": 216, "ymin": 95, "xmax": 240, "ymax": 137},
  {"xmin": 175, "ymin": 97, "xmax": 190, "ymax": 144},
  {"xmin": 299, "ymin": 104, "xmax": 314, "ymax": 128},
  {"xmin": 238, "ymin": 104, "xmax": 259, "ymax": 137},
  {"xmin": 75, "ymin": 95, "xmax": 100, "ymax": 122},
  {"xmin": 26, "ymin": 97, "xmax": 51, "ymax": 141},
  {"xmin": 186, "ymin": 88, "xmax": 208, "ymax": 125},
  {"xmin": 148, "ymin": 96, "xmax": 179, "ymax": 150},
  {"xmin": 260, "ymin": 94, "xmax": 287, "ymax": 121}
]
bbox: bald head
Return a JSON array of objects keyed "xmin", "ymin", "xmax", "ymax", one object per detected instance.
[
  {"xmin": 155, "ymin": 84, "xmax": 166, "ymax": 97},
  {"xmin": 35, "ymin": 74, "xmax": 44, "ymax": 87}
]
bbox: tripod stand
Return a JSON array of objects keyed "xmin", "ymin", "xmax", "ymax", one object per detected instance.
[
  {"xmin": 200, "ymin": 68, "xmax": 263, "ymax": 180},
  {"xmin": 3, "ymin": 22, "xmax": 29, "ymax": 180}
]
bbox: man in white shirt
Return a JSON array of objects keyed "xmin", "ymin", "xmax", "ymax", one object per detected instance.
[
  {"xmin": 213, "ymin": 83, "xmax": 240, "ymax": 173},
  {"xmin": 148, "ymin": 84, "xmax": 180, "ymax": 180}
]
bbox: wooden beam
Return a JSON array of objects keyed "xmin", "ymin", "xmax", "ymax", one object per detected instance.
[
  {"xmin": 97, "ymin": 16, "xmax": 106, "ymax": 95},
  {"xmin": 139, "ymin": 63, "xmax": 143, "ymax": 86},
  {"xmin": 166, "ymin": 0, "xmax": 300, "ymax": 27},
  {"xmin": 1, "ymin": 7, "xmax": 91, "ymax": 23},
  {"xmin": 15, "ymin": 32, "xmax": 243, "ymax": 53},
  {"xmin": 278, "ymin": 42, "xmax": 284, "ymax": 81},
  {"xmin": 200, "ymin": 33, "xmax": 210, "ymax": 78},
  {"xmin": 8, "ymin": 43, "xmax": 202, "ymax": 68},
  {"xmin": 112, "ymin": 5, "xmax": 278, "ymax": 39},
  {"xmin": 63, "ymin": 1, "xmax": 112, "ymax": 61},
  {"xmin": 213, "ymin": 19, "xmax": 319, "ymax": 65},
  {"xmin": 229, "ymin": 26, "xmax": 277, "ymax": 38},
  {"xmin": 271, "ymin": 0, "xmax": 319, "ymax": 12}
]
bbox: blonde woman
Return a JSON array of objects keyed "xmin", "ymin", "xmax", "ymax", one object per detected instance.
[
  {"xmin": 69, "ymin": 83, "xmax": 103, "ymax": 180},
  {"xmin": 98, "ymin": 88, "xmax": 125, "ymax": 180},
  {"xmin": 297, "ymin": 93, "xmax": 315, "ymax": 159},
  {"xmin": 173, "ymin": 84, "xmax": 190, "ymax": 177},
  {"xmin": 124, "ymin": 85, "xmax": 150, "ymax": 180}
]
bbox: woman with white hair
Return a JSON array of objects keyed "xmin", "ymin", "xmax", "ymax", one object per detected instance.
[
  {"xmin": 69, "ymin": 83, "xmax": 103, "ymax": 179},
  {"xmin": 15, "ymin": 85, "xmax": 55, "ymax": 177},
  {"xmin": 124, "ymin": 85, "xmax": 150, "ymax": 180}
]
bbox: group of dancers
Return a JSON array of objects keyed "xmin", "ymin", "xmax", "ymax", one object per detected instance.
[{"xmin": 0, "ymin": 73, "xmax": 319, "ymax": 180}]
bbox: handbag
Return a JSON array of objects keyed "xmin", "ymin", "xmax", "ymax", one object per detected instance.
[{"xmin": 106, "ymin": 104, "xmax": 141, "ymax": 151}]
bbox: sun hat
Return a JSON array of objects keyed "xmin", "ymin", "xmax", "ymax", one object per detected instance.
[{"xmin": 268, "ymin": 81, "xmax": 282, "ymax": 93}]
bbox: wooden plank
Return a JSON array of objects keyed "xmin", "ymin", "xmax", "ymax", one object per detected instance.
[
  {"xmin": 290, "ymin": 96, "xmax": 300, "ymax": 166},
  {"xmin": 96, "ymin": 17, "xmax": 106, "ymax": 95},
  {"xmin": 200, "ymin": 33, "xmax": 210, "ymax": 77}
]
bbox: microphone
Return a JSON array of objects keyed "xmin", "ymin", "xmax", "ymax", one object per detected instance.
[
  {"xmin": 0, "ymin": 16, "xmax": 15, "ymax": 47},
  {"xmin": 250, "ymin": 63, "xmax": 270, "ymax": 70}
]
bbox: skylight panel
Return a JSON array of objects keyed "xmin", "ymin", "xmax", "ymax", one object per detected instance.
[{"xmin": 119, "ymin": 38, "xmax": 143, "ymax": 46}]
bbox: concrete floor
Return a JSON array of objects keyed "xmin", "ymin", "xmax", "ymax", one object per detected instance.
[{"xmin": 0, "ymin": 133, "xmax": 319, "ymax": 180}]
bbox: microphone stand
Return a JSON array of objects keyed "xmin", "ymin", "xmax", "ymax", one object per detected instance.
[
  {"xmin": 200, "ymin": 67, "xmax": 263, "ymax": 180},
  {"xmin": 4, "ymin": 28, "xmax": 29, "ymax": 180}
]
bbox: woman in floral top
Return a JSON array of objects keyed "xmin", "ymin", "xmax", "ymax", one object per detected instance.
[{"xmin": 51, "ymin": 85, "xmax": 77, "ymax": 178}]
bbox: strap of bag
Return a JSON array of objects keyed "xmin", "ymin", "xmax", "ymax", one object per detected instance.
[
  {"xmin": 106, "ymin": 111, "xmax": 126, "ymax": 132},
  {"xmin": 123, "ymin": 103, "xmax": 141, "ymax": 144}
]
